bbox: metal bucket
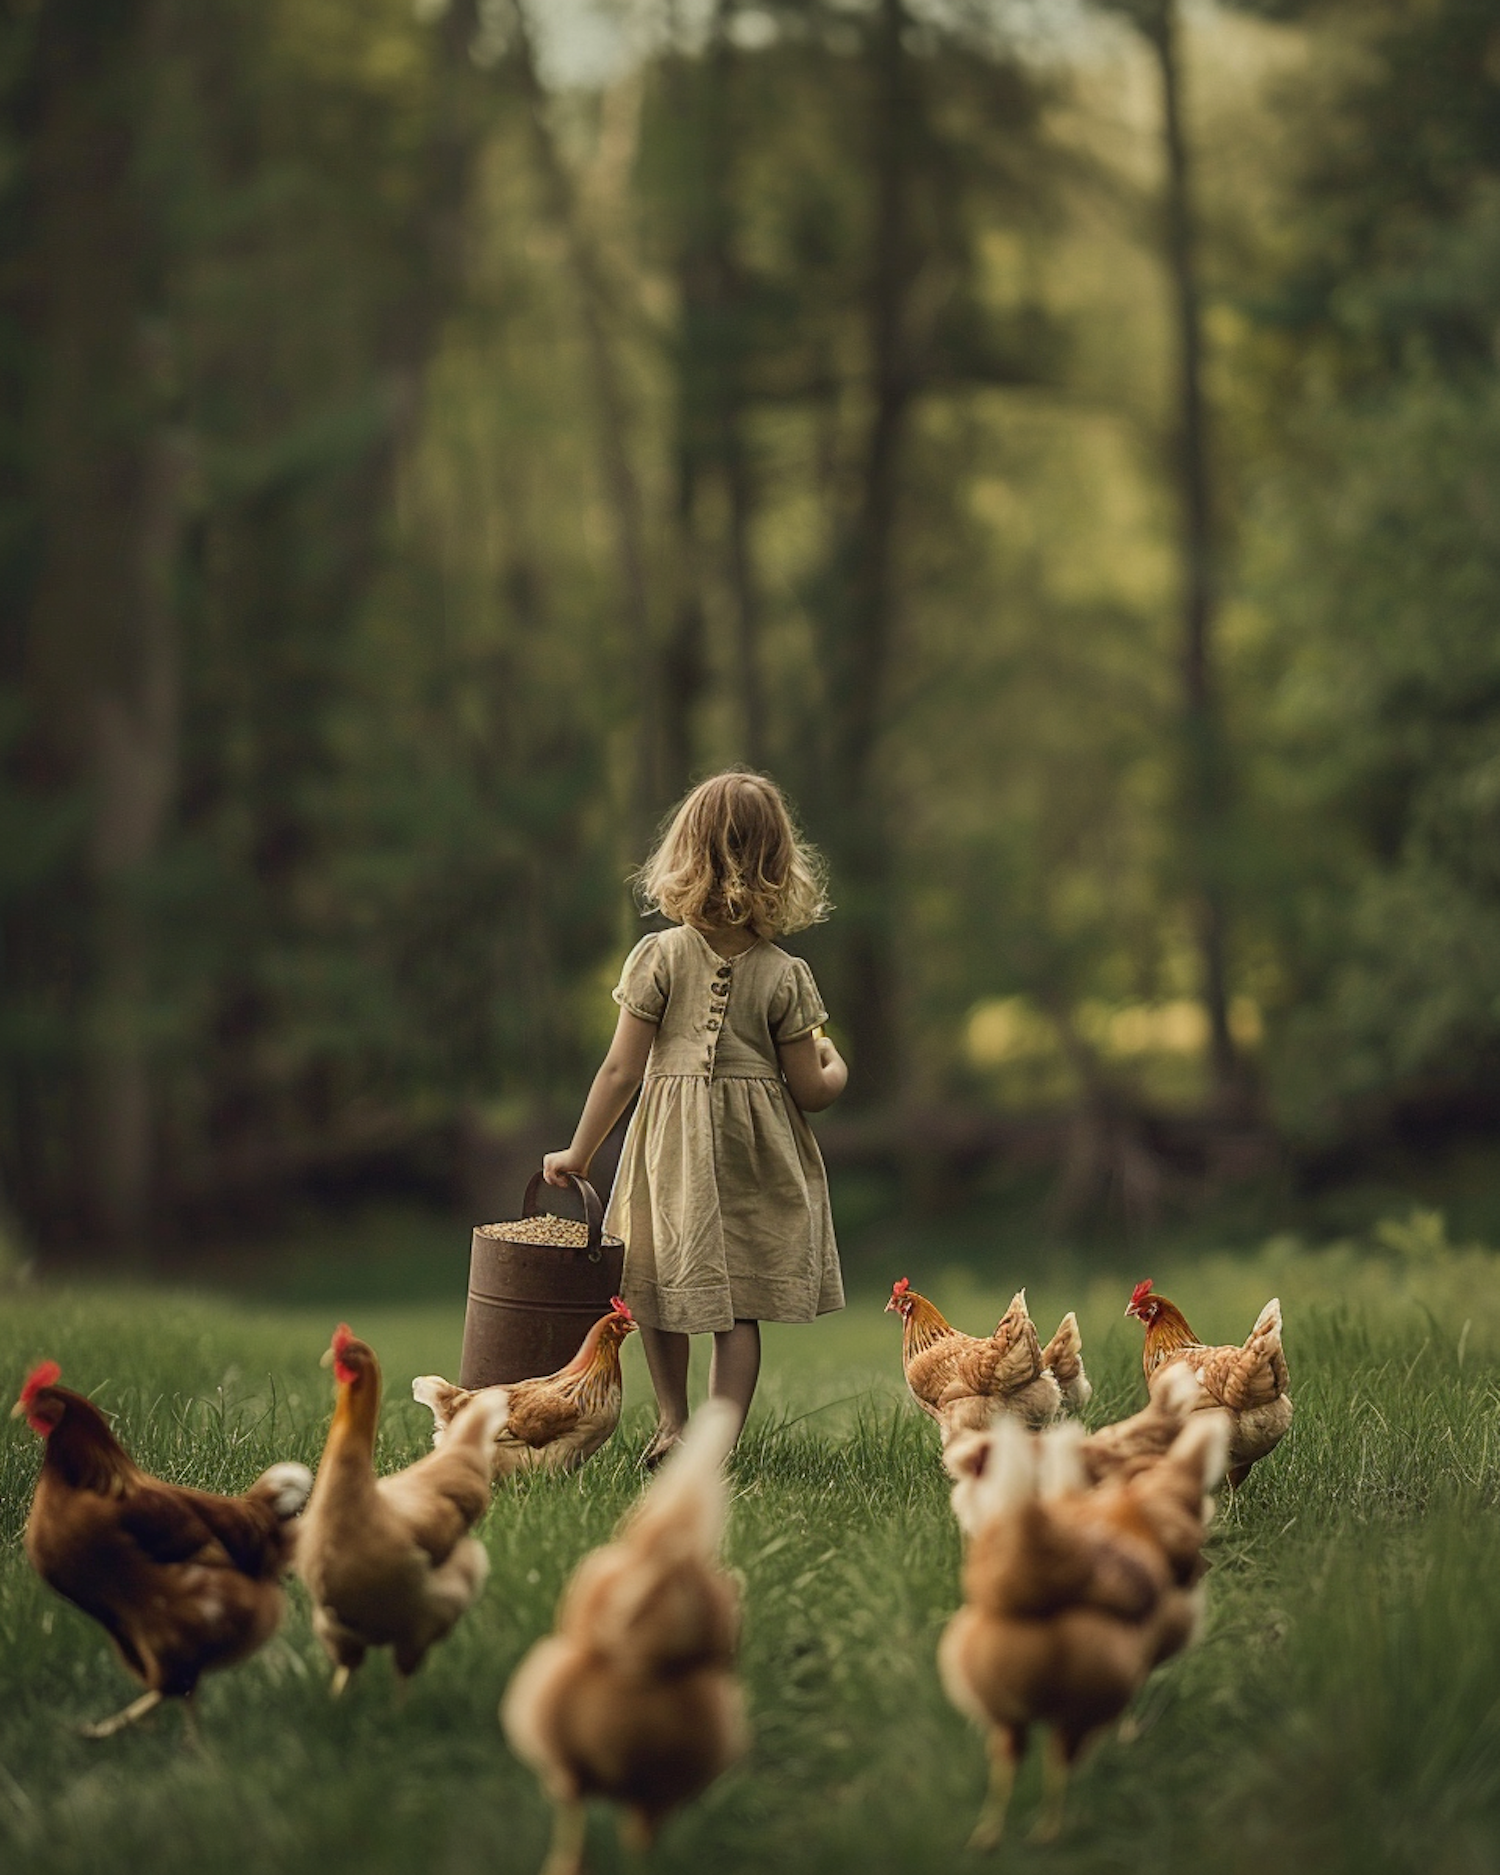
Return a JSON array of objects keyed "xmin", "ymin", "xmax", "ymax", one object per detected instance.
[{"xmin": 458, "ymin": 1171, "xmax": 625, "ymax": 1389}]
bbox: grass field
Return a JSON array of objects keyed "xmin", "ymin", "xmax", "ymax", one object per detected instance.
[{"xmin": 3, "ymin": 1227, "xmax": 1500, "ymax": 1875}]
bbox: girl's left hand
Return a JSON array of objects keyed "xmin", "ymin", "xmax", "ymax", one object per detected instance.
[{"xmin": 542, "ymin": 1149, "xmax": 591, "ymax": 1188}]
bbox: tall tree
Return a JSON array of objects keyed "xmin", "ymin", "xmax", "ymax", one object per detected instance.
[
  {"xmin": 814, "ymin": 0, "xmax": 920, "ymax": 1099},
  {"xmin": 6, "ymin": 0, "xmax": 169, "ymax": 1245},
  {"xmin": 0, "ymin": 0, "xmax": 498, "ymax": 1253},
  {"xmin": 1099, "ymin": 0, "xmax": 1240, "ymax": 1105},
  {"xmin": 508, "ymin": 0, "xmax": 666, "ymax": 845},
  {"xmin": 1230, "ymin": 0, "xmax": 1500, "ymax": 1139}
]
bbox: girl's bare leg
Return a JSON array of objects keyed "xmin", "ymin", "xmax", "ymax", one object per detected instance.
[
  {"xmin": 709, "ymin": 1319, "xmax": 761, "ymax": 1437},
  {"xmin": 638, "ymin": 1325, "xmax": 691, "ymax": 1452}
]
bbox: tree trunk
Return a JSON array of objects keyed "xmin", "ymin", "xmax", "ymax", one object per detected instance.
[
  {"xmin": 702, "ymin": 4, "xmax": 767, "ymax": 769},
  {"xmin": 509, "ymin": 0, "xmax": 663, "ymax": 843},
  {"xmin": 1148, "ymin": 0, "xmax": 1239, "ymax": 1103},
  {"xmin": 84, "ymin": 381, "xmax": 190, "ymax": 1248},
  {"xmin": 816, "ymin": 0, "xmax": 916, "ymax": 1102},
  {"xmin": 184, "ymin": 0, "xmax": 492, "ymax": 1225},
  {"xmin": 18, "ymin": 0, "xmax": 171, "ymax": 1249},
  {"xmin": 658, "ymin": 3, "xmax": 766, "ymax": 788},
  {"xmin": 662, "ymin": 432, "xmax": 708, "ymax": 793}
]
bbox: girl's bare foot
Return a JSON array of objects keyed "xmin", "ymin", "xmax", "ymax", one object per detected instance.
[{"xmin": 641, "ymin": 1425, "xmax": 685, "ymax": 1471}]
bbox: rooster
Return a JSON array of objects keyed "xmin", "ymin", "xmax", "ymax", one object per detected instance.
[
  {"xmin": 1125, "ymin": 1280, "xmax": 1293, "ymax": 1486},
  {"xmin": 412, "ymin": 1298, "xmax": 636, "ymax": 1480},
  {"xmin": 502, "ymin": 1398, "xmax": 748, "ymax": 1875},
  {"xmin": 938, "ymin": 1410, "xmax": 1229, "ymax": 1849},
  {"xmin": 886, "ymin": 1279, "xmax": 1090, "ymax": 1439},
  {"xmin": 12, "ymin": 1359, "xmax": 312, "ymax": 1738},
  {"xmin": 295, "ymin": 1323, "xmax": 508, "ymax": 1693}
]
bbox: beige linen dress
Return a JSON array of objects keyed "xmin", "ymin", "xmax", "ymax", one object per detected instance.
[{"xmin": 605, "ymin": 923, "xmax": 844, "ymax": 1334}]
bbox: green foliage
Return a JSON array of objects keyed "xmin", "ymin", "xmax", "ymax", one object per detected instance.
[
  {"xmin": 9, "ymin": 0, "xmax": 1500, "ymax": 1248},
  {"xmin": 1230, "ymin": 0, "xmax": 1500, "ymax": 1134}
]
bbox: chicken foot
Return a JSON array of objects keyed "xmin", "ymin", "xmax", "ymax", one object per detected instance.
[
  {"xmin": 967, "ymin": 1725, "xmax": 1022, "ymax": 1852},
  {"xmin": 79, "ymin": 1689, "xmax": 163, "ymax": 1740},
  {"xmin": 1028, "ymin": 1730, "xmax": 1075, "ymax": 1844},
  {"xmin": 539, "ymin": 1797, "xmax": 587, "ymax": 1875}
]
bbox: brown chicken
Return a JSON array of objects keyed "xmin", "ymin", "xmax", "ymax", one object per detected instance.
[
  {"xmin": 502, "ymin": 1398, "xmax": 748, "ymax": 1875},
  {"xmin": 412, "ymin": 1298, "xmax": 636, "ymax": 1480},
  {"xmin": 938, "ymin": 1409, "xmax": 1229, "ymax": 1849},
  {"xmin": 1125, "ymin": 1280, "xmax": 1293, "ymax": 1486},
  {"xmin": 295, "ymin": 1323, "xmax": 508, "ymax": 1693},
  {"xmin": 887, "ymin": 1279, "xmax": 1091, "ymax": 1439},
  {"xmin": 13, "ymin": 1359, "xmax": 312, "ymax": 1738},
  {"xmin": 943, "ymin": 1365, "xmax": 1206, "ymax": 1538}
]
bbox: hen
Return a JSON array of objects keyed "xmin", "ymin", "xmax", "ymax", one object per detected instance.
[
  {"xmin": 412, "ymin": 1298, "xmax": 636, "ymax": 1479},
  {"xmin": 1125, "ymin": 1280, "xmax": 1293, "ymax": 1486},
  {"xmin": 886, "ymin": 1279, "xmax": 1090, "ymax": 1439},
  {"xmin": 13, "ymin": 1359, "xmax": 312, "ymax": 1738},
  {"xmin": 938, "ymin": 1410, "xmax": 1229, "ymax": 1849},
  {"xmin": 502, "ymin": 1398, "xmax": 748, "ymax": 1875},
  {"xmin": 295, "ymin": 1323, "xmax": 508, "ymax": 1693},
  {"xmin": 944, "ymin": 1365, "xmax": 1209, "ymax": 1539}
]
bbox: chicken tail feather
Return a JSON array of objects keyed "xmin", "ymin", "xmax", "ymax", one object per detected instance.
[
  {"xmin": 1162, "ymin": 1409, "xmax": 1232, "ymax": 1499},
  {"xmin": 1034, "ymin": 1421, "xmax": 1088, "ymax": 1499},
  {"xmin": 411, "ymin": 1374, "xmax": 471, "ymax": 1440},
  {"xmin": 968, "ymin": 1414, "xmax": 1040, "ymax": 1527},
  {"xmin": 1150, "ymin": 1363, "xmax": 1205, "ymax": 1419},
  {"xmin": 1206, "ymin": 1297, "xmax": 1288, "ymax": 1410},
  {"xmin": 443, "ymin": 1386, "xmax": 511, "ymax": 1452},
  {"xmin": 1041, "ymin": 1311, "xmax": 1091, "ymax": 1408},
  {"xmin": 253, "ymin": 1461, "xmax": 314, "ymax": 1521},
  {"xmin": 625, "ymin": 1398, "xmax": 738, "ymax": 1560}
]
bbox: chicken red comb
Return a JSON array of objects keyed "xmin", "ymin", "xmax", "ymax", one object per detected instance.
[
  {"xmin": 609, "ymin": 1295, "xmax": 633, "ymax": 1321},
  {"xmin": 331, "ymin": 1322, "xmax": 360, "ymax": 1385},
  {"xmin": 20, "ymin": 1359, "xmax": 62, "ymax": 1405},
  {"xmin": 891, "ymin": 1277, "xmax": 911, "ymax": 1298},
  {"xmin": 1128, "ymin": 1278, "xmax": 1154, "ymax": 1308}
]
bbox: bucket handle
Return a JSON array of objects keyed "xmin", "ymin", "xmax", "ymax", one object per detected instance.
[{"xmin": 522, "ymin": 1170, "xmax": 606, "ymax": 1262}]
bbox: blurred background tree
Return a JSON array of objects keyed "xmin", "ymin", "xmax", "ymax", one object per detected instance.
[{"xmin": 3, "ymin": 0, "xmax": 1498, "ymax": 1264}]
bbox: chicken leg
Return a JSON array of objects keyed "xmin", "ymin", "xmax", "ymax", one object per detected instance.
[
  {"xmin": 79, "ymin": 1689, "xmax": 163, "ymax": 1739},
  {"xmin": 1028, "ymin": 1730, "xmax": 1076, "ymax": 1844},
  {"xmin": 540, "ymin": 1797, "xmax": 587, "ymax": 1875},
  {"xmin": 967, "ymin": 1724, "xmax": 1023, "ymax": 1852}
]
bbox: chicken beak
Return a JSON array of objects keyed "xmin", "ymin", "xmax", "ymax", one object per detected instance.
[
  {"xmin": 319, "ymin": 1346, "xmax": 335, "ymax": 1370},
  {"xmin": 8, "ymin": 1397, "xmax": 26, "ymax": 1419}
]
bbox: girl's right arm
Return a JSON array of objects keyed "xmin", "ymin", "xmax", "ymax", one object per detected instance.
[
  {"xmin": 543, "ymin": 1008, "xmax": 659, "ymax": 1186},
  {"xmin": 778, "ymin": 1033, "xmax": 848, "ymax": 1114}
]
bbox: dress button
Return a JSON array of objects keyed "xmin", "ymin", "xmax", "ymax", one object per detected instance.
[
  {"xmin": 706, "ymin": 1018, "xmax": 721, "ymax": 1030},
  {"xmin": 715, "ymin": 965, "xmax": 731, "ymax": 979}
]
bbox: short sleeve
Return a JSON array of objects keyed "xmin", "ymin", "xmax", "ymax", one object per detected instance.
[
  {"xmin": 612, "ymin": 934, "xmax": 669, "ymax": 1023},
  {"xmin": 769, "ymin": 956, "xmax": 827, "ymax": 1044}
]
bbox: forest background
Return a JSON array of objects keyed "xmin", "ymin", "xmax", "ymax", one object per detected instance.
[{"xmin": 4, "ymin": 0, "xmax": 1499, "ymax": 1277}]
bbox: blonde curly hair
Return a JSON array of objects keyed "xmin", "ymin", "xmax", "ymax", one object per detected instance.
[{"xmin": 634, "ymin": 771, "xmax": 831, "ymax": 938}]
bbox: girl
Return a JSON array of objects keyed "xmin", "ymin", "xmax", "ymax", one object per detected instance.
[{"xmin": 543, "ymin": 771, "xmax": 847, "ymax": 1462}]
